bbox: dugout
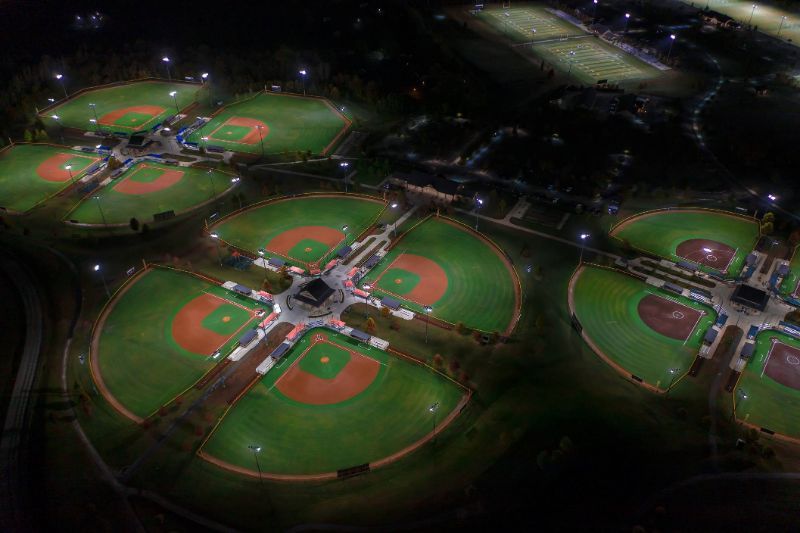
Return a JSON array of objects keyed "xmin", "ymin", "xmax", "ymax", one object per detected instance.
[
  {"xmin": 350, "ymin": 329, "xmax": 370, "ymax": 342},
  {"xmin": 239, "ymin": 329, "xmax": 258, "ymax": 346},
  {"xmin": 270, "ymin": 342, "xmax": 291, "ymax": 360},
  {"xmin": 731, "ymin": 284, "xmax": 769, "ymax": 312},
  {"xmin": 381, "ymin": 296, "xmax": 401, "ymax": 310},
  {"xmin": 740, "ymin": 342, "xmax": 755, "ymax": 360},
  {"xmin": 704, "ymin": 328, "xmax": 718, "ymax": 345},
  {"xmin": 337, "ymin": 246, "xmax": 352, "ymax": 259}
]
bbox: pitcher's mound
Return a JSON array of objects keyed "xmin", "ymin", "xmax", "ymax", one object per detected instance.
[
  {"xmin": 394, "ymin": 278, "xmax": 403, "ymax": 284},
  {"xmin": 320, "ymin": 356, "xmax": 330, "ymax": 363},
  {"xmin": 222, "ymin": 316, "xmax": 231, "ymax": 323}
]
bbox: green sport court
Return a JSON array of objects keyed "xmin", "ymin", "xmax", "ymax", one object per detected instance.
[
  {"xmin": 65, "ymin": 162, "xmax": 230, "ymax": 225},
  {"xmin": 570, "ymin": 265, "xmax": 716, "ymax": 390},
  {"xmin": 92, "ymin": 267, "xmax": 264, "ymax": 421},
  {"xmin": 735, "ymin": 330, "xmax": 800, "ymax": 439},
  {"xmin": 530, "ymin": 38, "xmax": 659, "ymax": 84},
  {"xmin": 187, "ymin": 92, "xmax": 351, "ymax": 155},
  {"xmin": 360, "ymin": 217, "xmax": 520, "ymax": 333},
  {"xmin": 476, "ymin": 4, "xmax": 586, "ymax": 43},
  {"xmin": 44, "ymin": 80, "xmax": 202, "ymax": 132},
  {"xmin": 200, "ymin": 328, "xmax": 466, "ymax": 476},
  {"xmin": 0, "ymin": 143, "xmax": 100, "ymax": 213},
  {"xmin": 210, "ymin": 194, "xmax": 386, "ymax": 268},
  {"xmin": 779, "ymin": 246, "xmax": 800, "ymax": 297},
  {"xmin": 689, "ymin": 0, "xmax": 800, "ymax": 46},
  {"xmin": 611, "ymin": 209, "xmax": 759, "ymax": 277}
]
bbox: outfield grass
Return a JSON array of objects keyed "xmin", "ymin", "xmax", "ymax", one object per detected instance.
[
  {"xmin": 202, "ymin": 328, "xmax": 464, "ymax": 475},
  {"xmin": 95, "ymin": 267, "xmax": 263, "ymax": 418},
  {"xmin": 611, "ymin": 209, "xmax": 759, "ymax": 277},
  {"xmin": 211, "ymin": 195, "xmax": 385, "ymax": 266},
  {"xmin": 187, "ymin": 92, "xmax": 350, "ymax": 155},
  {"xmin": 571, "ymin": 266, "xmax": 715, "ymax": 389},
  {"xmin": 530, "ymin": 38, "xmax": 660, "ymax": 84},
  {"xmin": 689, "ymin": 0, "xmax": 800, "ymax": 45},
  {"xmin": 0, "ymin": 143, "xmax": 100, "ymax": 213},
  {"xmin": 736, "ymin": 330, "xmax": 800, "ymax": 438},
  {"xmin": 476, "ymin": 4, "xmax": 585, "ymax": 43},
  {"xmin": 66, "ymin": 162, "xmax": 228, "ymax": 225},
  {"xmin": 45, "ymin": 80, "xmax": 202, "ymax": 132},
  {"xmin": 360, "ymin": 217, "xmax": 518, "ymax": 333},
  {"xmin": 780, "ymin": 246, "xmax": 800, "ymax": 297}
]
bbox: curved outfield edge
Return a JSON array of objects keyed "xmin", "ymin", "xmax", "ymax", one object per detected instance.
[
  {"xmin": 62, "ymin": 165, "xmax": 239, "ymax": 228},
  {"xmin": 567, "ymin": 264, "xmax": 695, "ymax": 394},
  {"xmin": 386, "ymin": 214, "xmax": 523, "ymax": 336},
  {"xmin": 608, "ymin": 207, "xmax": 761, "ymax": 268},
  {"xmin": 206, "ymin": 192, "xmax": 388, "ymax": 266},
  {"xmin": 195, "ymin": 349, "xmax": 471, "ymax": 481}
]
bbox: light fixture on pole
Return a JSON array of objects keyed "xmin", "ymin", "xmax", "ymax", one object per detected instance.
[
  {"xmin": 169, "ymin": 90, "xmax": 179, "ymax": 112},
  {"xmin": 93, "ymin": 264, "xmax": 110, "ymax": 299},
  {"xmin": 51, "ymin": 114, "xmax": 64, "ymax": 143},
  {"xmin": 778, "ymin": 16, "xmax": 787, "ymax": 36},
  {"xmin": 299, "ymin": 69, "xmax": 308, "ymax": 95},
  {"xmin": 390, "ymin": 202, "xmax": 399, "ymax": 237},
  {"xmin": 206, "ymin": 168, "xmax": 217, "ymax": 202},
  {"xmin": 256, "ymin": 125, "xmax": 265, "ymax": 156},
  {"xmin": 424, "ymin": 305, "xmax": 433, "ymax": 344},
  {"xmin": 666, "ymin": 367, "xmax": 680, "ymax": 396},
  {"xmin": 362, "ymin": 284, "xmax": 371, "ymax": 318},
  {"xmin": 592, "ymin": 0, "xmax": 598, "ymax": 23},
  {"xmin": 247, "ymin": 445, "xmax": 263, "ymax": 485},
  {"xmin": 748, "ymin": 4, "xmax": 757, "ymax": 26},
  {"xmin": 55, "ymin": 73, "xmax": 68, "ymax": 98},
  {"xmin": 429, "ymin": 401, "xmax": 440, "ymax": 440},
  {"xmin": 579, "ymin": 233, "xmax": 590, "ymax": 263},
  {"xmin": 667, "ymin": 34, "xmax": 677, "ymax": 61},
  {"xmin": 209, "ymin": 232, "xmax": 222, "ymax": 265},
  {"xmin": 624, "ymin": 12, "xmax": 630, "ymax": 33},
  {"xmin": 162, "ymin": 56, "xmax": 171, "ymax": 79},
  {"xmin": 93, "ymin": 195, "xmax": 109, "ymax": 230},
  {"xmin": 474, "ymin": 197, "xmax": 483, "ymax": 231},
  {"xmin": 201, "ymin": 72, "xmax": 212, "ymax": 105},
  {"xmin": 65, "ymin": 164, "xmax": 74, "ymax": 184},
  {"xmin": 340, "ymin": 161, "xmax": 350, "ymax": 192}
]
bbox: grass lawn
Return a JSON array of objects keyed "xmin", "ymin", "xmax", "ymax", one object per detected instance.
[
  {"xmin": 611, "ymin": 209, "xmax": 759, "ymax": 277},
  {"xmin": 571, "ymin": 265, "xmax": 715, "ymax": 389},
  {"xmin": 201, "ymin": 327, "xmax": 464, "ymax": 475},
  {"xmin": 211, "ymin": 194, "xmax": 386, "ymax": 267},
  {"xmin": 360, "ymin": 217, "xmax": 519, "ymax": 333},
  {"xmin": 187, "ymin": 92, "xmax": 350, "ymax": 155},
  {"xmin": 735, "ymin": 330, "xmax": 800, "ymax": 439},
  {"xmin": 780, "ymin": 246, "xmax": 800, "ymax": 297},
  {"xmin": 95, "ymin": 267, "xmax": 264, "ymax": 418},
  {"xmin": 0, "ymin": 143, "xmax": 100, "ymax": 213},
  {"xmin": 66, "ymin": 162, "xmax": 230, "ymax": 225},
  {"xmin": 45, "ymin": 80, "xmax": 203, "ymax": 132},
  {"xmin": 476, "ymin": 4, "xmax": 585, "ymax": 43}
]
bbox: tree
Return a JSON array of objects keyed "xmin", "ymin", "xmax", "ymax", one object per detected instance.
[
  {"xmin": 455, "ymin": 321, "xmax": 466, "ymax": 334},
  {"xmin": 761, "ymin": 221, "xmax": 774, "ymax": 235},
  {"xmin": 129, "ymin": 217, "xmax": 140, "ymax": 232},
  {"xmin": 763, "ymin": 212, "xmax": 775, "ymax": 223},
  {"xmin": 365, "ymin": 317, "xmax": 376, "ymax": 333},
  {"xmin": 380, "ymin": 306, "xmax": 390, "ymax": 318},
  {"xmin": 23, "ymin": 129, "xmax": 32, "ymax": 142},
  {"xmin": 432, "ymin": 353, "xmax": 444, "ymax": 368},
  {"xmin": 499, "ymin": 197, "xmax": 507, "ymax": 216},
  {"xmin": 37, "ymin": 129, "xmax": 48, "ymax": 141}
]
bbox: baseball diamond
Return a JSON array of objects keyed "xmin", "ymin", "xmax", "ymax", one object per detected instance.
[
  {"xmin": 65, "ymin": 162, "xmax": 234, "ymax": 225},
  {"xmin": 43, "ymin": 79, "xmax": 203, "ymax": 132},
  {"xmin": 569, "ymin": 265, "xmax": 716, "ymax": 390},
  {"xmin": 199, "ymin": 328, "xmax": 466, "ymax": 477},
  {"xmin": 91, "ymin": 266, "xmax": 265, "ymax": 421},
  {"xmin": 210, "ymin": 194, "xmax": 387, "ymax": 268},
  {"xmin": 0, "ymin": 143, "xmax": 100, "ymax": 213},
  {"xmin": 610, "ymin": 208, "xmax": 760, "ymax": 277},
  {"xmin": 187, "ymin": 91, "xmax": 350, "ymax": 155},
  {"xmin": 360, "ymin": 217, "xmax": 520, "ymax": 334},
  {"xmin": 735, "ymin": 331, "xmax": 800, "ymax": 439}
]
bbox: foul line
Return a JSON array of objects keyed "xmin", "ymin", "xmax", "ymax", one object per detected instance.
[{"xmin": 646, "ymin": 291, "xmax": 706, "ymax": 344}]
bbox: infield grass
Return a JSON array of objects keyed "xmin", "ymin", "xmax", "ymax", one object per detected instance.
[
  {"xmin": 0, "ymin": 144, "xmax": 99, "ymax": 213},
  {"xmin": 735, "ymin": 330, "xmax": 800, "ymax": 439},
  {"xmin": 188, "ymin": 92, "xmax": 350, "ymax": 155},
  {"xmin": 45, "ymin": 80, "xmax": 202, "ymax": 132},
  {"xmin": 611, "ymin": 209, "xmax": 759, "ymax": 277},
  {"xmin": 201, "ymin": 328, "xmax": 464, "ymax": 475},
  {"xmin": 571, "ymin": 266, "xmax": 715, "ymax": 389},
  {"xmin": 95, "ymin": 267, "xmax": 263, "ymax": 419},
  {"xmin": 66, "ymin": 162, "xmax": 227, "ymax": 225},
  {"xmin": 361, "ymin": 217, "xmax": 518, "ymax": 333}
]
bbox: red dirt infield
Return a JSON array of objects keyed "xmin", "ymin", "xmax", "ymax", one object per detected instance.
[
  {"xmin": 113, "ymin": 166, "xmax": 184, "ymax": 195},
  {"xmin": 676, "ymin": 238, "xmax": 735, "ymax": 272},
  {"xmin": 211, "ymin": 116, "xmax": 269, "ymax": 145},
  {"xmin": 637, "ymin": 294, "xmax": 704, "ymax": 341},
  {"xmin": 172, "ymin": 293, "xmax": 248, "ymax": 355},
  {"xmin": 267, "ymin": 226, "xmax": 344, "ymax": 262},
  {"xmin": 275, "ymin": 334, "xmax": 380, "ymax": 405},
  {"xmin": 36, "ymin": 153, "xmax": 98, "ymax": 182},
  {"xmin": 764, "ymin": 340, "xmax": 800, "ymax": 391},
  {"xmin": 99, "ymin": 105, "xmax": 165, "ymax": 128},
  {"xmin": 378, "ymin": 253, "xmax": 448, "ymax": 306}
]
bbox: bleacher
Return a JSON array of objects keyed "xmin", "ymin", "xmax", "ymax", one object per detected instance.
[
  {"xmin": 779, "ymin": 321, "xmax": 800, "ymax": 339},
  {"xmin": 715, "ymin": 313, "xmax": 728, "ymax": 327}
]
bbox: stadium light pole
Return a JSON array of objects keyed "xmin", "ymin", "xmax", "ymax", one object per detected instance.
[
  {"xmin": 767, "ymin": 193, "xmax": 778, "ymax": 202},
  {"xmin": 299, "ymin": 69, "xmax": 308, "ymax": 95},
  {"xmin": 474, "ymin": 197, "xmax": 483, "ymax": 231},
  {"xmin": 93, "ymin": 264, "xmax": 111, "ymax": 299},
  {"xmin": 51, "ymin": 114, "xmax": 65, "ymax": 144},
  {"xmin": 89, "ymin": 118, "xmax": 100, "ymax": 134},
  {"xmin": 201, "ymin": 72, "xmax": 213, "ymax": 106},
  {"xmin": 665, "ymin": 367, "xmax": 680, "ymax": 396},
  {"xmin": 247, "ymin": 445, "xmax": 263, "ymax": 485},
  {"xmin": 65, "ymin": 164, "xmax": 74, "ymax": 185},
  {"xmin": 362, "ymin": 284, "xmax": 371, "ymax": 318},
  {"xmin": 162, "ymin": 57, "xmax": 171, "ymax": 80},
  {"xmin": 340, "ymin": 161, "xmax": 350, "ymax": 192},
  {"xmin": 201, "ymin": 136, "xmax": 209, "ymax": 152},
  {"xmin": 592, "ymin": 0, "xmax": 598, "ymax": 23},
  {"xmin": 778, "ymin": 16, "xmax": 787, "ymax": 37},
  {"xmin": 748, "ymin": 4, "xmax": 757, "ymax": 26},
  {"xmin": 579, "ymin": 233, "xmax": 590, "ymax": 263},
  {"xmin": 169, "ymin": 91, "xmax": 179, "ymax": 113},
  {"xmin": 429, "ymin": 402, "xmax": 440, "ymax": 442},
  {"xmin": 568, "ymin": 50, "xmax": 577, "ymax": 74},
  {"xmin": 55, "ymin": 73, "xmax": 68, "ymax": 98},
  {"xmin": 93, "ymin": 195, "xmax": 109, "ymax": 231},
  {"xmin": 210, "ymin": 232, "xmax": 222, "ymax": 265},
  {"xmin": 667, "ymin": 34, "xmax": 677, "ymax": 61},
  {"xmin": 624, "ymin": 12, "xmax": 630, "ymax": 33},
  {"xmin": 206, "ymin": 168, "xmax": 217, "ymax": 203},
  {"xmin": 256, "ymin": 125, "xmax": 265, "ymax": 156},
  {"xmin": 424, "ymin": 305, "xmax": 433, "ymax": 344},
  {"xmin": 390, "ymin": 202, "xmax": 399, "ymax": 237},
  {"xmin": 231, "ymin": 176, "xmax": 242, "ymax": 209}
]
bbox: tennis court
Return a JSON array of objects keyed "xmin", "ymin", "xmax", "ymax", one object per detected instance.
[
  {"xmin": 531, "ymin": 38, "xmax": 659, "ymax": 84},
  {"xmin": 735, "ymin": 330, "xmax": 800, "ymax": 440},
  {"xmin": 570, "ymin": 265, "xmax": 716, "ymax": 390},
  {"xmin": 476, "ymin": 4, "xmax": 585, "ymax": 43}
]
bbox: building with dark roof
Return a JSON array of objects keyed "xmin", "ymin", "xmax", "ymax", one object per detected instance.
[
  {"xmin": 390, "ymin": 171, "xmax": 467, "ymax": 203},
  {"xmin": 294, "ymin": 278, "xmax": 335, "ymax": 308},
  {"xmin": 731, "ymin": 284, "xmax": 769, "ymax": 312}
]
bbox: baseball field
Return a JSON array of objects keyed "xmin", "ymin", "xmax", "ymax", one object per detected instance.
[
  {"xmin": 200, "ymin": 328, "xmax": 466, "ymax": 477},
  {"xmin": 569, "ymin": 265, "xmax": 716, "ymax": 390},
  {"xmin": 92, "ymin": 266, "xmax": 265, "ymax": 421},
  {"xmin": 735, "ymin": 330, "xmax": 800, "ymax": 440},
  {"xmin": 187, "ymin": 92, "xmax": 350, "ymax": 155},
  {"xmin": 65, "ymin": 162, "xmax": 232, "ymax": 225},
  {"xmin": 611, "ymin": 208, "xmax": 760, "ymax": 277},
  {"xmin": 0, "ymin": 143, "xmax": 101, "ymax": 213},
  {"xmin": 210, "ymin": 194, "xmax": 386, "ymax": 268},
  {"xmin": 688, "ymin": 0, "xmax": 800, "ymax": 45},
  {"xmin": 780, "ymin": 246, "xmax": 800, "ymax": 298},
  {"xmin": 475, "ymin": 4, "xmax": 586, "ymax": 43},
  {"xmin": 360, "ymin": 217, "xmax": 520, "ymax": 334},
  {"xmin": 44, "ymin": 80, "xmax": 202, "ymax": 132}
]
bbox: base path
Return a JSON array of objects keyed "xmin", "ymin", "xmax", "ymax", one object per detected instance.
[{"xmin": 637, "ymin": 294, "xmax": 704, "ymax": 341}]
